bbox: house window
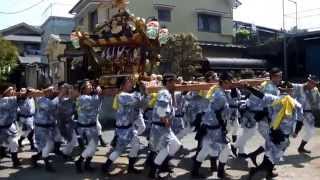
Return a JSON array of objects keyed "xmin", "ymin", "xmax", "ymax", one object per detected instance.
[
  {"xmin": 24, "ymin": 44, "xmax": 41, "ymax": 55},
  {"xmin": 89, "ymin": 10, "xmax": 98, "ymax": 32},
  {"xmin": 198, "ymin": 14, "xmax": 221, "ymax": 33},
  {"xmin": 158, "ymin": 9, "xmax": 171, "ymax": 22},
  {"xmin": 78, "ymin": 18, "xmax": 84, "ymax": 26}
]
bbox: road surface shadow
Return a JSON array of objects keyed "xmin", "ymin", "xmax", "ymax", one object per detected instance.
[
  {"xmin": 7, "ymin": 160, "xmax": 107, "ymax": 180},
  {"xmin": 279, "ymin": 154, "xmax": 320, "ymax": 168},
  {"xmin": 227, "ymin": 157, "xmax": 250, "ymax": 171}
]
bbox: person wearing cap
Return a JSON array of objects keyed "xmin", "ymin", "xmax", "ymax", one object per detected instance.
[
  {"xmin": 101, "ymin": 76, "xmax": 147, "ymax": 174},
  {"xmin": 17, "ymin": 88, "xmax": 36, "ymax": 151},
  {"xmin": 0, "ymin": 84, "xmax": 22, "ymax": 168},
  {"xmin": 292, "ymin": 74, "xmax": 320, "ymax": 154},
  {"xmin": 191, "ymin": 72, "xmax": 234, "ymax": 179},
  {"xmin": 247, "ymin": 82, "xmax": 304, "ymax": 179},
  {"xmin": 148, "ymin": 73, "xmax": 182, "ymax": 179},
  {"xmin": 28, "ymin": 85, "xmax": 59, "ymax": 172}
]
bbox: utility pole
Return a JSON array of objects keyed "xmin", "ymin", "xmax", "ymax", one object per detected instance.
[
  {"xmin": 288, "ymin": 0, "xmax": 298, "ymax": 31},
  {"xmin": 295, "ymin": 1, "xmax": 298, "ymax": 31},
  {"xmin": 283, "ymin": 0, "xmax": 288, "ymax": 80},
  {"xmin": 282, "ymin": 0, "xmax": 297, "ymax": 80}
]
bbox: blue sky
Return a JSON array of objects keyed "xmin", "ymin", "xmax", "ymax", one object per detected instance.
[{"xmin": 0, "ymin": 0, "xmax": 319, "ymax": 31}]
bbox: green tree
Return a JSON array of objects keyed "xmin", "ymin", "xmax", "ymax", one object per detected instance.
[
  {"xmin": 235, "ymin": 28, "xmax": 251, "ymax": 45},
  {"xmin": 0, "ymin": 37, "xmax": 18, "ymax": 82},
  {"xmin": 160, "ymin": 33, "xmax": 203, "ymax": 80}
]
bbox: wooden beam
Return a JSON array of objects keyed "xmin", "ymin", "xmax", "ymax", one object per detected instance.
[
  {"xmin": 102, "ymin": 78, "xmax": 269, "ymax": 95},
  {"xmin": 146, "ymin": 78, "xmax": 268, "ymax": 93}
]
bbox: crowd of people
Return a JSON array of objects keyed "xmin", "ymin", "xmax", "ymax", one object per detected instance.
[{"xmin": 0, "ymin": 67, "xmax": 319, "ymax": 180}]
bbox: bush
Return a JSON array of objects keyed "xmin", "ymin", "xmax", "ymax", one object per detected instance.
[
  {"xmin": 160, "ymin": 33, "xmax": 203, "ymax": 80},
  {"xmin": 0, "ymin": 37, "xmax": 18, "ymax": 82}
]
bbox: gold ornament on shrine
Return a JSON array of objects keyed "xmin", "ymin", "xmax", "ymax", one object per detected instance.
[
  {"xmin": 112, "ymin": 0, "xmax": 129, "ymax": 9},
  {"xmin": 71, "ymin": 0, "xmax": 170, "ymax": 88}
]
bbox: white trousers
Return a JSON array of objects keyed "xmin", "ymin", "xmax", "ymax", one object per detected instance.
[
  {"xmin": 134, "ymin": 117, "xmax": 146, "ymax": 135},
  {"xmin": 228, "ymin": 119, "xmax": 240, "ymax": 137},
  {"xmin": 62, "ymin": 131, "xmax": 78, "ymax": 156},
  {"xmin": 234, "ymin": 126, "xmax": 257, "ymax": 154},
  {"xmin": 176, "ymin": 124, "xmax": 192, "ymax": 140},
  {"xmin": 81, "ymin": 139, "xmax": 98, "ymax": 158},
  {"xmin": 196, "ymin": 139, "xmax": 219, "ymax": 162},
  {"xmin": 97, "ymin": 119, "xmax": 102, "ymax": 136},
  {"xmin": 154, "ymin": 134, "xmax": 181, "ymax": 166},
  {"xmin": 302, "ymin": 122, "xmax": 316, "ymax": 142},
  {"xmin": 109, "ymin": 135, "xmax": 141, "ymax": 161},
  {"xmin": 219, "ymin": 144, "xmax": 231, "ymax": 163},
  {"xmin": 257, "ymin": 121, "xmax": 270, "ymax": 140},
  {"xmin": 196, "ymin": 139, "xmax": 230, "ymax": 163},
  {"xmin": 19, "ymin": 117, "xmax": 34, "ymax": 137},
  {"xmin": 6, "ymin": 136, "xmax": 19, "ymax": 153},
  {"xmin": 54, "ymin": 127, "xmax": 63, "ymax": 142},
  {"xmin": 21, "ymin": 129, "xmax": 32, "ymax": 138},
  {"xmin": 42, "ymin": 140, "xmax": 54, "ymax": 158}
]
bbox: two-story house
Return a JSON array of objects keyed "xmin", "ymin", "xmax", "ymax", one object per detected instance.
[
  {"xmin": 41, "ymin": 16, "xmax": 75, "ymax": 83},
  {"xmin": 69, "ymin": 0, "xmax": 242, "ymax": 57},
  {"xmin": 0, "ymin": 23, "xmax": 47, "ymax": 88}
]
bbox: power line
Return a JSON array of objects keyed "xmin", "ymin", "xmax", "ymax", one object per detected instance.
[
  {"xmin": 0, "ymin": 0, "xmax": 46, "ymax": 14},
  {"xmin": 53, "ymin": 2, "xmax": 74, "ymax": 6},
  {"xmin": 307, "ymin": 26, "xmax": 320, "ymax": 30},
  {"xmin": 298, "ymin": 13, "xmax": 320, "ymax": 19},
  {"xmin": 285, "ymin": 13, "xmax": 320, "ymax": 19},
  {"xmin": 41, "ymin": 2, "xmax": 74, "ymax": 16},
  {"xmin": 286, "ymin": 7, "xmax": 320, "ymax": 15}
]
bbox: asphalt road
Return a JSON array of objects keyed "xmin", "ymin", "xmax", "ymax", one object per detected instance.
[{"xmin": 1, "ymin": 130, "xmax": 320, "ymax": 180}]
